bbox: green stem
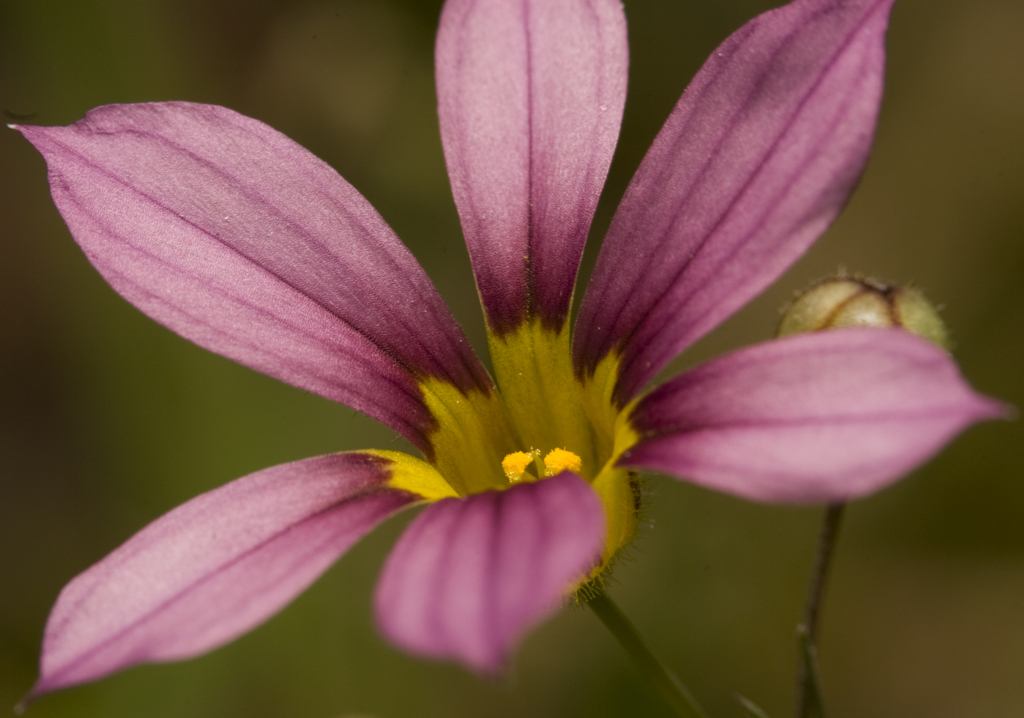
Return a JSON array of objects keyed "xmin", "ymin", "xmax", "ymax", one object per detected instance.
[
  {"xmin": 586, "ymin": 587, "xmax": 710, "ymax": 718},
  {"xmin": 796, "ymin": 502, "xmax": 846, "ymax": 718}
]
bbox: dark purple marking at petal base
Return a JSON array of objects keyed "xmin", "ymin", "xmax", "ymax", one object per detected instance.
[
  {"xmin": 16, "ymin": 103, "xmax": 491, "ymax": 448},
  {"xmin": 374, "ymin": 472, "xmax": 606, "ymax": 673},
  {"xmin": 29, "ymin": 453, "xmax": 417, "ymax": 699},
  {"xmin": 437, "ymin": 0, "xmax": 627, "ymax": 333},
  {"xmin": 575, "ymin": 0, "xmax": 896, "ymax": 403},
  {"xmin": 623, "ymin": 329, "xmax": 1008, "ymax": 503}
]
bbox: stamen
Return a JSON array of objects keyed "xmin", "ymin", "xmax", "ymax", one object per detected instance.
[
  {"xmin": 502, "ymin": 450, "xmax": 539, "ymax": 482},
  {"xmin": 502, "ymin": 448, "xmax": 584, "ymax": 483},
  {"xmin": 543, "ymin": 448, "xmax": 582, "ymax": 476}
]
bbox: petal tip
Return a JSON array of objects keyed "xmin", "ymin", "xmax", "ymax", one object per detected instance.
[
  {"xmin": 13, "ymin": 691, "xmax": 33, "ymax": 715},
  {"xmin": 18, "ymin": 678, "xmax": 56, "ymax": 709},
  {"xmin": 978, "ymin": 396, "xmax": 1016, "ymax": 423}
]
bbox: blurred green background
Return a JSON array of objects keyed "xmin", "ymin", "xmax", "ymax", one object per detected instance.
[{"xmin": 1, "ymin": 0, "xmax": 1021, "ymax": 716}]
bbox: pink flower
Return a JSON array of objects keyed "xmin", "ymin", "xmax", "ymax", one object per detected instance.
[{"xmin": 14, "ymin": 0, "xmax": 1002, "ymax": 699}]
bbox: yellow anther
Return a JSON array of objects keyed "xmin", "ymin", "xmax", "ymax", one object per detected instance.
[
  {"xmin": 542, "ymin": 448, "xmax": 582, "ymax": 477},
  {"xmin": 502, "ymin": 450, "xmax": 539, "ymax": 482},
  {"xmin": 502, "ymin": 448, "xmax": 583, "ymax": 483}
]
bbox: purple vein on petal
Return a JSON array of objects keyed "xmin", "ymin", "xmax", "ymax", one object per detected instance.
[
  {"xmin": 30, "ymin": 453, "xmax": 420, "ymax": 698},
  {"xmin": 615, "ymin": 31, "xmax": 865, "ymax": 370},
  {"xmin": 49, "ymin": 159, "xmax": 433, "ymax": 442},
  {"xmin": 44, "ymin": 492, "xmax": 395, "ymax": 690},
  {"xmin": 622, "ymin": 329, "xmax": 1008, "ymax": 503},
  {"xmin": 574, "ymin": 0, "xmax": 895, "ymax": 403},
  {"xmin": 374, "ymin": 473, "xmax": 605, "ymax": 673},
  {"xmin": 38, "ymin": 112, "xmax": 478, "ymax": 388},
  {"xmin": 17, "ymin": 103, "xmax": 493, "ymax": 447},
  {"xmin": 437, "ymin": 0, "xmax": 627, "ymax": 334}
]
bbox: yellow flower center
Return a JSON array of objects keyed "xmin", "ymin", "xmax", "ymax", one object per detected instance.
[
  {"xmin": 417, "ymin": 321, "xmax": 644, "ymax": 575},
  {"xmin": 502, "ymin": 448, "xmax": 583, "ymax": 483}
]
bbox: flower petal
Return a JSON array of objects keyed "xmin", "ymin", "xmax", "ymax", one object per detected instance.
[
  {"xmin": 29, "ymin": 453, "xmax": 421, "ymax": 698},
  {"xmin": 575, "ymin": 0, "xmax": 896, "ymax": 403},
  {"xmin": 15, "ymin": 103, "xmax": 492, "ymax": 448},
  {"xmin": 436, "ymin": 0, "xmax": 627, "ymax": 334},
  {"xmin": 374, "ymin": 472, "xmax": 606, "ymax": 673},
  {"xmin": 622, "ymin": 329, "xmax": 1007, "ymax": 503}
]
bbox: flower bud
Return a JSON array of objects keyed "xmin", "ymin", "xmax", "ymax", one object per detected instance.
[{"xmin": 777, "ymin": 277, "xmax": 950, "ymax": 349}]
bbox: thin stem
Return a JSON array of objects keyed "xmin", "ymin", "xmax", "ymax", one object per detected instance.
[
  {"xmin": 797, "ymin": 502, "xmax": 846, "ymax": 718},
  {"xmin": 586, "ymin": 587, "xmax": 710, "ymax": 718}
]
